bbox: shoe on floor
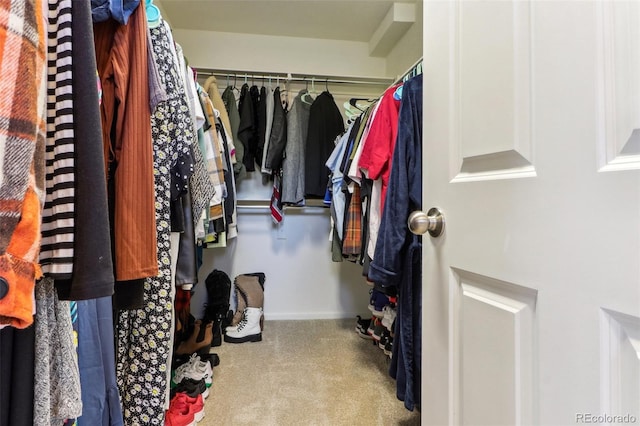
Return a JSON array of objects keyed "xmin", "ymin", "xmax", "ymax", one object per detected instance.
[
  {"xmin": 165, "ymin": 392, "xmax": 205, "ymax": 425},
  {"xmin": 355, "ymin": 315, "xmax": 373, "ymax": 340},
  {"xmin": 170, "ymin": 378, "xmax": 209, "ymax": 400},
  {"xmin": 224, "ymin": 307, "xmax": 263, "ymax": 343},
  {"xmin": 172, "ymin": 354, "xmax": 213, "ymax": 387}
]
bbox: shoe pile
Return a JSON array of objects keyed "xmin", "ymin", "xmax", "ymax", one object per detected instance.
[
  {"xmin": 166, "ymin": 354, "xmax": 214, "ymax": 425},
  {"xmin": 355, "ymin": 288, "xmax": 397, "ymax": 359}
]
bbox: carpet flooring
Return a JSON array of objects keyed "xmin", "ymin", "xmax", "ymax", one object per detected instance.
[{"xmin": 199, "ymin": 319, "xmax": 421, "ymax": 426}]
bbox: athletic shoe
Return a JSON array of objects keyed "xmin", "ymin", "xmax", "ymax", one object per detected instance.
[
  {"xmin": 170, "ymin": 378, "xmax": 209, "ymax": 400},
  {"xmin": 356, "ymin": 315, "xmax": 374, "ymax": 340},
  {"xmin": 371, "ymin": 319, "xmax": 385, "ymax": 342},
  {"xmin": 383, "ymin": 337, "xmax": 393, "ymax": 358},
  {"xmin": 172, "ymin": 354, "xmax": 213, "ymax": 387},
  {"xmin": 199, "ymin": 353, "xmax": 220, "ymax": 368},
  {"xmin": 381, "ymin": 305, "xmax": 397, "ymax": 331},
  {"xmin": 165, "ymin": 393, "xmax": 205, "ymax": 425},
  {"xmin": 368, "ymin": 289, "xmax": 389, "ymax": 318}
]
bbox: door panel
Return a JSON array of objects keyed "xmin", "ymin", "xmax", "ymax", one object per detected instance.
[
  {"xmin": 453, "ymin": 269, "xmax": 536, "ymax": 426},
  {"xmin": 600, "ymin": 309, "xmax": 640, "ymax": 418},
  {"xmin": 423, "ymin": 1, "xmax": 640, "ymax": 425},
  {"xmin": 453, "ymin": 1, "xmax": 534, "ymax": 182},
  {"xmin": 597, "ymin": 1, "xmax": 640, "ymax": 170}
]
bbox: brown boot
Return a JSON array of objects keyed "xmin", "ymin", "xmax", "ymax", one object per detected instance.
[{"xmin": 175, "ymin": 320, "xmax": 213, "ymax": 355}]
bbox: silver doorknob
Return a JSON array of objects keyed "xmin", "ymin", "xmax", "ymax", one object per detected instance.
[{"xmin": 408, "ymin": 207, "xmax": 445, "ymax": 237}]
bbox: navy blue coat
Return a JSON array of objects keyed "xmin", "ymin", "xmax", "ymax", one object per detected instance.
[{"xmin": 368, "ymin": 74, "xmax": 423, "ymax": 411}]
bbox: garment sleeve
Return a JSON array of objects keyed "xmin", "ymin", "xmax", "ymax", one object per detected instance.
[
  {"xmin": 367, "ymin": 77, "xmax": 422, "ymax": 288},
  {"xmin": 358, "ymin": 95, "xmax": 393, "ymax": 181}
]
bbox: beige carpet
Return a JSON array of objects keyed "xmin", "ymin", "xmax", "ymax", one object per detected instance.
[{"xmin": 199, "ymin": 319, "xmax": 421, "ymax": 426}]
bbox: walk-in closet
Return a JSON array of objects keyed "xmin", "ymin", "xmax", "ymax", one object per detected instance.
[
  {"xmin": 4, "ymin": 0, "xmax": 640, "ymax": 425},
  {"xmin": 0, "ymin": 0, "xmax": 423, "ymax": 425}
]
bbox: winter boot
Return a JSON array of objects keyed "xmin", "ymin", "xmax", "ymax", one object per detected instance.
[
  {"xmin": 227, "ymin": 285, "xmax": 249, "ymax": 330},
  {"xmin": 175, "ymin": 320, "xmax": 213, "ymax": 355},
  {"xmin": 211, "ymin": 313, "xmax": 224, "ymax": 347},
  {"xmin": 224, "ymin": 307, "xmax": 263, "ymax": 343},
  {"xmin": 227, "ymin": 273, "xmax": 265, "ymax": 328},
  {"xmin": 228, "ymin": 274, "xmax": 265, "ymax": 330},
  {"xmin": 244, "ymin": 272, "xmax": 266, "ymax": 290},
  {"xmin": 203, "ymin": 269, "xmax": 232, "ymax": 323}
]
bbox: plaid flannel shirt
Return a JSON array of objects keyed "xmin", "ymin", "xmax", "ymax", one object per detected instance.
[{"xmin": 0, "ymin": 0, "xmax": 47, "ymax": 328}]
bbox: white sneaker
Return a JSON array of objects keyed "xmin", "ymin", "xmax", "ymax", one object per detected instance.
[
  {"xmin": 381, "ymin": 305, "xmax": 396, "ymax": 331},
  {"xmin": 173, "ymin": 354, "xmax": 213, "ymax": 386}
]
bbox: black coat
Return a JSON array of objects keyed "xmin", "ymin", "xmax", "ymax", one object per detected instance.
[{"xmin": 304, "ymin": 92, "xmax": 344, "ymax": 198}]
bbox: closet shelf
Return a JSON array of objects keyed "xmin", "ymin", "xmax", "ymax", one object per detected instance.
[{"xmin": 195, "ymin": 67, "xmax": 393, "ymax": 87}]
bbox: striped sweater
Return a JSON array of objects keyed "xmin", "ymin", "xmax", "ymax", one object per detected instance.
[{"xmin": 40, "ymin": 0, "xmax": 75, "ymax": 278}]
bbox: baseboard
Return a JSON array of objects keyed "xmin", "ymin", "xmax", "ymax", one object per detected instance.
[{"xmin": 263, "ymin": 312, "xmax": 365, "ymax": 321}]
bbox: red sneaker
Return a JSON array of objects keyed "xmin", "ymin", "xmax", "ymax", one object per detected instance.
[{"xmin": 165, "ymin": 393, "xmax": 205, "ymax": 425}]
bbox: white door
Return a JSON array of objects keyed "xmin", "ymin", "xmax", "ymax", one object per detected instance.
[{"xmin": 421, "ymin": 1, "xmax": 640, "ymax": 425}]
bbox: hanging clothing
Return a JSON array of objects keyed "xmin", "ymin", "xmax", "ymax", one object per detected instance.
[
  {"xmin": 203, "ymin": 76, "xmax": 236, "ymax": 166},
  {"xmin": 91, "ymin": 0, "xmax": 140, "ymax": 25},
  {"xmin": 93, "ymin": 4, "xmax": 158, "ymax": 282},
  {"xmin": 0, "ymin": 0, "xmax": 47, "ymax": 329},
  {"xmin": 282, "ymin": 90, "xmax": 312, "ymax": 205},
  {"xmin": 355, "ymin": 84, "xmax": 402, "ymax": 214},
  {"xmin": 260, "ymin": 86, "xmax": 275, "ymax": 175},
  {"xmin": 198, "ymin": 90, "xmax": 227, "ymax": 222},
  {"xmin": 56, "ymin": 0, "xmax": 114, "ymax": 301},
  {"xmin": 256, "ymin": 86, "xmax": 268, "ymax": 169},
  {"xmin": 221, "ymin": 86, "xmax": 245, "ymax": 177},
  {"xmin": 368, "ymin": 74, "xmax": 423, "ymax": 411},
  {"xmin": 238, "ymin": 84, "xmax": 257, "ymax": 171},
  {"xmin": 33, "ymin": 278, "xmax": 82, "ymax": 426},
  {"xmin": 0, "ymin": 324, "xmax": 36, "ymax": 426},
  {"xmin": 114, "ymin": 19, "xmax": 191, "ymax": 425},
  {"xmin": 304, "ymin": 91, "xmax": 344, "ymax": 198},
  {"xmin": 218, "ymin": 117, "xmax": 238, "ymax": 238},
  {"xmin": 40, "ymin": 0, "xmax": 76, "ymax": 280},
  {"xmin": 264, "ymin": 87, "xmax": 287, "ymax": 171},
  {"xmin": 326, "ymin": 121, "xmax": 355, "ymax": 249},
  {"xmin": 76, "ymin": 296, "xmax": 123, "ymax": 426}
]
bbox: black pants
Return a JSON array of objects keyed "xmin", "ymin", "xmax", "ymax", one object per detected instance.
[{"xmin": 0, "ymin": 325, "xmax": 35, "ymax": 426}]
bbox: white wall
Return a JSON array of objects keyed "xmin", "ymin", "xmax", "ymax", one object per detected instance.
[
  {"xmin": 191, "ymin": 167, "xmax": 374, "ymax": 320},
  {"xmin": 385, "ymin": 0, "xmax": 423, "ymax": 80},
  {"xmin": 174, "ymin": 29, "xmax": 388, "ymax": 79},
  {"xmin": 192, "ymin": 198, "xmax": 373, "ymax": 320}
]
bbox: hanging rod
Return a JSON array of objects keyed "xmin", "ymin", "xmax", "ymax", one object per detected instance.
[
  {"xmin": 394, "ymin": 56, "xmax": 423, "ymax": 85},
  {"xmin": 236, "ymin": 199, "xmax": 329, "ymax": 209},
  {"xmin": 195, "ymin": 68, "xmax": 393, "ymax": 87}
]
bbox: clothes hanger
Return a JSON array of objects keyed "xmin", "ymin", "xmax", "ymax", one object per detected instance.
[
  {"xmin": 348, "ymin": 98, "xmax": 375, "ymax": 112},
  {"xmin": 301, "ymin": 77, "xmax": 314, "ymax": 105},
  {"xmin": 394, "ymin": 85, "xmax": 403, "ymax": 101},
  {"xmin": 146, "ymin": 0, "xmax": 162, "ymax": 27}
]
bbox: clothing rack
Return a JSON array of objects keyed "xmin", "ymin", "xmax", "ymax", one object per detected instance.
[
  {"xmin": 195, "ymin": 67, "xmax": 393, "ymax": 87},
  {"xmin": 236, "ymin": 199, "xmax": 328, "ymax": 210},
  {"xmin": 394, "ymin": 56, "xmax": 423, "ymax": 85}
]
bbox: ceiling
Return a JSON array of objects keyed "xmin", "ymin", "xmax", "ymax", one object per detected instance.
[{"xmin": 156, "ymin": 0, "xmax": 416, "ymax": 43}]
